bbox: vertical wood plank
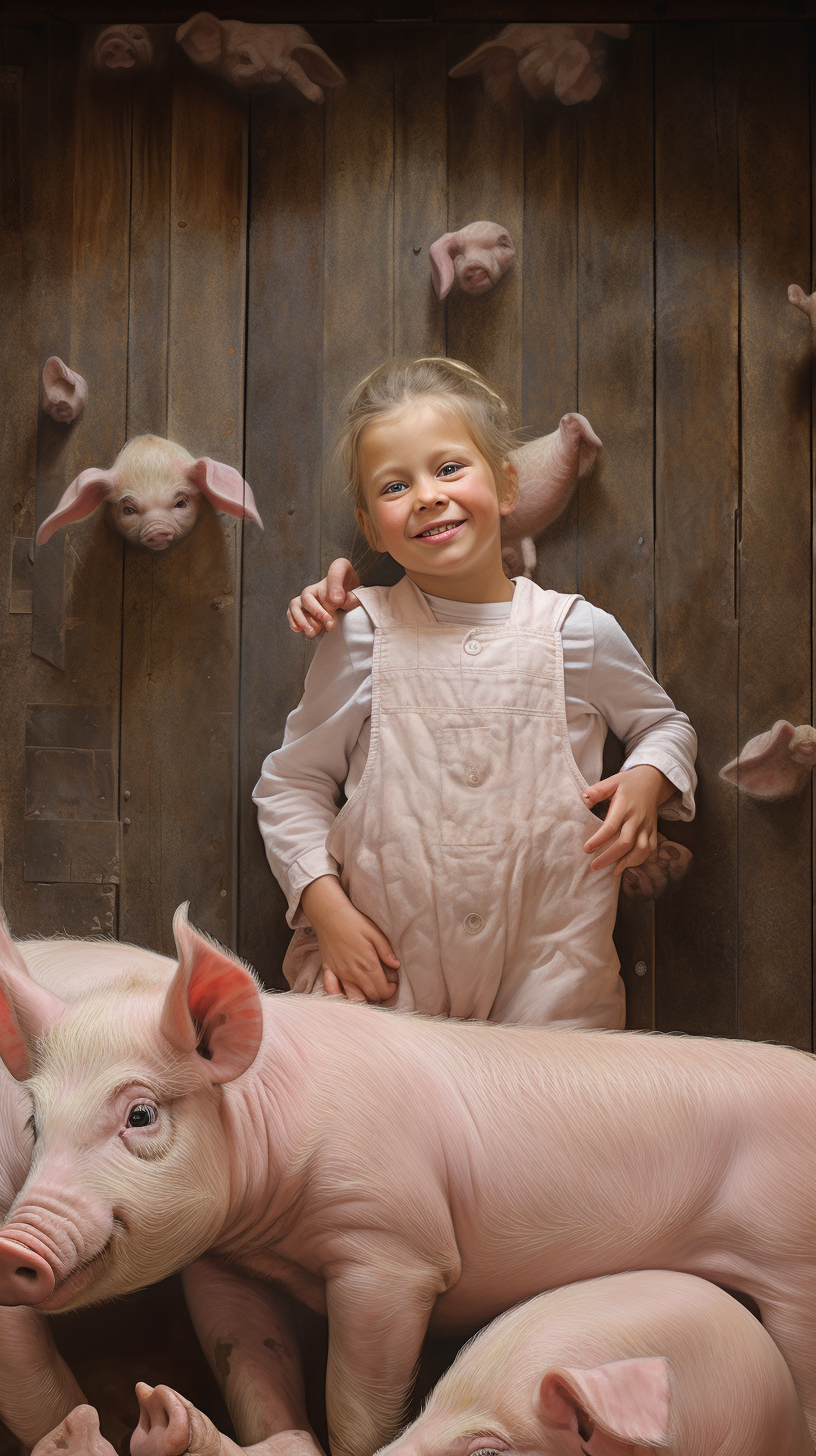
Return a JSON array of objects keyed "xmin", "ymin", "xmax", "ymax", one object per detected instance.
[
  {"xmin": 445, "ymin": 23, "xmax": 524, "ymax": 418},
  {"xmin": 119, "ymin": 68, "xmax": 247, "ymax": 955},
  {"xmin": 654, "ymin": 24, "xmax": 740, "ymax": 1037},
  {"xmin": 321, "ymin": 24, "xmax": 394, "ymax": 571},
  {"xmin": 522, "ymin": 96, "xmax": 579, "ymax": 593},
  {"xmin": 238, "ymin": 87, "xmax": 325, "ymax": 987},
  {"xmin": 737, "ymin": 23, "xmax": 811, "ymax": 1048},
  {"xmin": 394, "ymin": 26, "xmax": 447, "ymax": 359},
  {"xmin": 576, "ymin": 27, "xmax": 655, "ymax": 1028}
]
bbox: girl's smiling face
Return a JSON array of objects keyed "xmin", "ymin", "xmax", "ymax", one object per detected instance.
[{"xmin": 357, "ymin": 399, "xmax": 518, "ymax": 603}]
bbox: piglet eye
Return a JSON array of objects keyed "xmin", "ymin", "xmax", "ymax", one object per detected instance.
[
  {"xmin": 173, "ymin": 497, "xmax": 188, "ymax": 510},
  {"xmin": 122, "ymin": 505, "xmax": 137, "ymax": 516},
  {"xmin": 127, "ymin": 1104, "xmax": 157, "ymax": 1128}
]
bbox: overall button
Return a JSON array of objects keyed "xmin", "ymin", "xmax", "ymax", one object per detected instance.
[
  {"xmin": 466, "ymin": 763, "xmax": 481, "ymax": 786},
  {"xmin": 463, "ymin": 912, "xmax": 484, "ymax": 934},
  {"xmin": 463, "ymin": 639, "xmax": 482, "ymax": 656}
]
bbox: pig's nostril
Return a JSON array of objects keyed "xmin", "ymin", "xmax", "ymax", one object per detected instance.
[{"xmin": 16, "ymin": 1266, "xmax": 37, "ymax": 1281}]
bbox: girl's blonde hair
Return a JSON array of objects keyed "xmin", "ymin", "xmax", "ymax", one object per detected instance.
[{"xmin": 336, "ymin": 357, "xmax": 517, "ymax": 522}]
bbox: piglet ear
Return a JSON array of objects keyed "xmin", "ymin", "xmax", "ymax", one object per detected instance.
[
  {"xmin": 184, "ymin": 458, "xmax": 264, "ymax": 531},
  {"xmin": 539, "ymin": 1358, "xmax": 670, "ymax": 1447},
  {"xmin": 175, "ymin": 12, "xmax": 224, "ymax": 68},
  {"xmin": 35, "ymin": 467, "xmax": 119, "ymax": 546},
  {"xmin": 290, "ymin": 44, "xmax": 346, "ymax": 91},
  {"xmin": 0, "ymin": 909, "xmax": 68, "ymax": 1082},
  {"xmin": 429, "ymin": 234, "xmax": 460, "ymax": 300},
  {"xmin": 719, "ymin": 720, "xmax": 814, "ymax": 799},
  {"xmin": 160, "ymin": 904, "xmax": 263, "ymax": 1084}
]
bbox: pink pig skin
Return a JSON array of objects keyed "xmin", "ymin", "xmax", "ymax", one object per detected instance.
[
  {"xmin": 1, "ymin": 910, "xmax": 816, "ymax": 1456},
  {"xmin": 720, "ymin": 720, "xmax": 816, "ymax": 799},
  {"xmin": 0, "ymin": 928, "xmax": 307, "ymax": 1456},
  {"xmin": 176, "ymin": 15, "xmax": 345, "ymax": 102},
  {"xmin": 429, "ymin": 222, "xmax": 516, "ymax": 300},
  {"xmin": 502, "ymin": 413, "xmax": 602, "ymax": 577},
  {"xmin": 382, "ymin": 1272, "xmax": 814, "ymax": 1456},
  {"xmin": 449, "ymin": 24, "xmax": 631, "ymax": 107}
]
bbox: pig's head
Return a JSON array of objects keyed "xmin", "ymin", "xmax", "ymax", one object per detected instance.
[
  {"xmin": 41, "ymin": 357, "xmax": 88, "ymax": 424},
  {"xmin": 0, "ymin": 905, "xmax": 264, "ymax": 1312},
  {"xmin": 449, "ymin": 24, "xmax": 631, "ymax": 107},
  {"xmin": 720, "ymin": 719, "xmax": 816, "ymax": 799},
  {"xmin": 381, "ymin": 1340, "xmax": 670, "ymax": 1456},
  {"xmin": 176, "ymin": 15, "xmax": 345, "ymax": 101},
  {"xmin": 92, "ymin": 24, "xmax": 154, "ymax": 71},
  {"xmin": 430, "ymin": 223, "xmax": 516, "ymax": 301},
  {"xmin": 35, "ymin": 434, "xmax": 264, "ymax": 552}
]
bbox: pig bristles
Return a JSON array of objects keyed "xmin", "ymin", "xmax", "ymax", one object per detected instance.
[{"xmin": 105, "ymin": 435, "xmax": 196, "ymax": 502}]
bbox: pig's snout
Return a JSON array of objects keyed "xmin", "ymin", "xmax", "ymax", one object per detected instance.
[
  {"xmin": 140, "ymin": 521, "xmax": 176, "ymax": 551},
  {"xmin": 0, "ymin": 1234, "xmax": 56, "ymax": 1305},
  {"xmin": 458, "ymin": 254, "xmax": 497, "ymax": 293}
]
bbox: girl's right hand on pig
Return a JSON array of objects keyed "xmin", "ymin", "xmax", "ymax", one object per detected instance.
[
  {"xmin": 300, "ymin": 877, "xmax": 399, "ymax": 1003},
  {"xmin": 287, "ymin": 559, "xmax": 361, "ymax": 637}
]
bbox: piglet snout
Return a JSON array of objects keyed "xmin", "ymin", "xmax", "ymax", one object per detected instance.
[
  {"xmin": 0, "ymin": 1234, "xmax": 56, "ymax": 1304},
  {"xmin": 140, "ymin": 523, "xmax": 176, "ymax": 551}
]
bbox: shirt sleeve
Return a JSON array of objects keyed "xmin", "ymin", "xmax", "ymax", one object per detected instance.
[
  {"xmin": 565, "ymin": 601, "xmax": 698, "ymax": 821},
  {"xmin": 252, "ymin": 610, "xmax": 375, "ymax": 927}
]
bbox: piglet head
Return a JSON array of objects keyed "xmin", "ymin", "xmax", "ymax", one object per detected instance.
[
  {"xmin": 0, "ymin": 906, "xmax": 263, "ymax": 1312},
  {"xmin": 35, "ymin": 434, "xmax": 263, "ymax": 552},
  {"xmin": 41, "ymin": 357, "xmax": 88, "ymax": 424},
  {"xmin": 430, "ymin": 222, "xmax": 516, "ymax": 301},
  {"xmin": 537, "ymin": 1357, "xmax": 670, "ymax": 1451},
  {"xmin": 92, "ymin": 24, "xmax": 154, "ymax": 70},
  {"xmin": 720, "ymin": 720, "xmax": 816, "ymax": 800}
]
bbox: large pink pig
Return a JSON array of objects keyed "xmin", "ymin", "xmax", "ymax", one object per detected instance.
[
  {"xmin": 380, "ymin": 1272, "xmax": 814, "ymax": 1456},
  {"xmin": 0, "ymin": 906, "xmax": 816, "ymax": 1456}
]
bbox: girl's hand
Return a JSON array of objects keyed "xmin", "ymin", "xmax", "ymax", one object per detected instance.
[
  {"xmin": 287, "ymin": 559, "xmax": 362, "ymax": 637},
  {"xmin": 300, "ymin": 877, "xmax": 399, "ymax": 1003},
  {"xmin": 581, "ymin": 765, "xmax": 675, "ymax": 876}
]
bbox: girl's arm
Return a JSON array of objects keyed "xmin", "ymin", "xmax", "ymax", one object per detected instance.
[
  {"xmin": 252, "ymin": 614, "xmax": 398, "ymax": 1002},
  {"xmin": 287, "ymin": 559, "xmax": 361, "ymax": 637},
  {"xmin": 565, "ymin": 603, "xmax": 697, "ymax": 875}
]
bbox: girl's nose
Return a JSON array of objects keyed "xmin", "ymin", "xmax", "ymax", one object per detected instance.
[{"xmin": 415, "ymin": 475, "xmax": 448, "ymax": 507}]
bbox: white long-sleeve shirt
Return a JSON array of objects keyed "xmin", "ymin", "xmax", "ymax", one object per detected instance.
[{"xmin": 254, "ymin": 591, "xmax": 697, "ymax": 927}]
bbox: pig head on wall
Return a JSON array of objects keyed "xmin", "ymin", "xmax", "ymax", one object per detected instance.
[
  {"xmin": 91, "ymin": 24, "xmax": 156, "ymax": 70},
  {"xmin": 35, "ymin": 435, "xmax": 263, "ymax": 553},
  {"xmin": 449, "ymin": 23, "xmax": 632, "ymax": 107},
  {"xmin": 430, "ymin": 222, "xmax": 516, "ymax": 300},
  {"xmin": 176, "ymin": 14, "xmax": 345, "ymax": 101},
  {"xmin": 41, "ymin": 358, "xmax": 87, "ymax": 424}
]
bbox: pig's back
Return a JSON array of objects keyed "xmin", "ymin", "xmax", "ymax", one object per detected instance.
[
  {"xmin": 18, "ymin": 937, "xmax": 176, "ymax": 999},
  {"xmin": 439, "ymin": 1272, "xmax": 813, "ymax": 1456}
]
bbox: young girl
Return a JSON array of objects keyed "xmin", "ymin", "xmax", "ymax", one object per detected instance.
[{"xmin": 254, "ymin": 358, "xmax": 696, "ymax": 1030}]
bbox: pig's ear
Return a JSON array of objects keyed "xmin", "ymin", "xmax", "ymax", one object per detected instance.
[
  {"xmin": 429, "ymin": 234, "xmax": 460, "ymax": 300},
  {"xmin": 720, "ymin": 720, "xmax": 813, "ymax": 799},
  {"xmin": 290, "ymin": 43, "xmax": 346, "ymax": 91},
  {"xmin": 175, "ymin": 12, "xmax": 224, "ymax": 67},
  {"xmin": 184, "ymin": 458, "xmax": 264, "ymax": 531},
  {"xmin": 35, "ymin": 467, "xmax": 119, "ymax": 546},
  {"xmin": 538, "ymin": 1359, "xmax": 670, "ymax": 1448},
  {"xmin": 0, "ymin": 909, "xmax": 68, "ymax": 1081},
  {"xmin": 161, "ymin": 904, "xmax": 263, "ymax": 1084}
]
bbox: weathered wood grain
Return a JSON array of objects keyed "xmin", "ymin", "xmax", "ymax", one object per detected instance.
[
  {"xmin": 575, "ymin": 26, "xmax": 655, "ymax": 1029},
  {"xmin": 445, "ymin": 23, "xmax": 523, "ymax": 418},
  {"xmin": 119, "ymin": 66, "xmax": 248, "ymax": 955},
  {"xmin": 653, "ymin": 25, "xmax": 740, "ymax": 1038},
  {"xmin": 522, "ymin": 95, "xmax": 579, "ymax": 593},
  {"xmin": 321, "ymin": 24, "xmax": 394, "ymax": 572},
  {"xmin": 237, "ymin": 85, "xmax": 325, "ymax": 987},
  {"xmin": 394, "ymin": 25, "xmax": 447, "ymax": 359},
  {"xmin": 736, "ymin": 23, "xmax": 811, "ymax": 1049}
]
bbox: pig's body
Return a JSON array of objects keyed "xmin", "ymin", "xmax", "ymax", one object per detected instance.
[
  {"xmin": 384, "ymin": 1271, "xmax": 814, "ymax": 1456},
  {"xmin": 2, "ymin": 917, "xmax": 816, "ymax": 1456}
]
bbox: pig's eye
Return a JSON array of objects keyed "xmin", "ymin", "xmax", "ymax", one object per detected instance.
[
  {"xmin": 122, "ymin": 505, "xmax": 137, "ymax": 516},
  {"xmin": 173, "ymin": 497, "xmax": 189, "ymax": 510},
  {"xmin": 126, "ymin": 1104, "xmax": 157, "ymax": 1128}
]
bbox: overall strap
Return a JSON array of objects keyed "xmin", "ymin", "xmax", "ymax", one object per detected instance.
[
  {"xmin": 353, "ymin": 575, "xmax": 438, "ymax": 631},
  {"xmin": 515, "ymin": 578, "xmax": 583, "ymax": 634}
]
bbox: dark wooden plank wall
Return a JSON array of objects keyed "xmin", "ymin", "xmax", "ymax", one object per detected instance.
[{"xmin": 1, "ymin": 20, "xmax": 813, "ymax": 1049}]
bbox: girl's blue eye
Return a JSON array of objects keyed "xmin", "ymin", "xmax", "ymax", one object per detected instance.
[
  {"xmin": 382, "ymin": 481, "xmax": 407, "ymax": 495},
  {"xmin": 439, "ymin": 462, "xmax": 461, "ymax": 476}
]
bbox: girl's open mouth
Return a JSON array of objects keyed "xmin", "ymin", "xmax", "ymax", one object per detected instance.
[{"xmin": 414, "ymin": 520, "xmax": 467, "ymax": 543}]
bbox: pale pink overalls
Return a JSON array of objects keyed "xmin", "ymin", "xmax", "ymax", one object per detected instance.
[{"xmin": 283, "ymin": 575, "xmax": 625, "ymax": 1029}]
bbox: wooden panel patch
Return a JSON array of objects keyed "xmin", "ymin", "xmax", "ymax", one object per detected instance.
[
  {"xmin": 9, "ymin": 535, "xmax": 32, "ymax": 613},
  {"xmin": 33, "ymin": 882, "xmax": 116, "ymax": 938},
  {"xmin": 24, "ymin": 820, "xmax": 120, "ymax": 884},
  {"xmin": 24, "ymin": 701, "xmax": 119, "ymax": 883}
]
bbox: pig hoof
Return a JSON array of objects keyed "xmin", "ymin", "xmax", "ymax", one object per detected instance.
[
  {"xmin": 132, "ymin": 1383, "xmax": 239, "ymax": 1456},
  {"xmin": 33, "ymin": 1405, "xmax": 117, "ymax": 1456}
]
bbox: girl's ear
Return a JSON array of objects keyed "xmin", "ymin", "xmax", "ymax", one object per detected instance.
[
  {"xmin": 355, "ymin": 504, "xmax": 381, "ymax": 552},
  {"xmin": 499, "ymin": 460, "xmax": 519, "ymax": 516}
]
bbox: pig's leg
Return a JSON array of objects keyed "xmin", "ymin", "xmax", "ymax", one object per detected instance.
[
  {"xmin": 324, "ymin": 1266, "xmax": 440, "ymax": 1456},
  {"xmin": 133, "ymin": 1384, "xmax": 319, "ymax": 1456},
  {"xmin": 182, "ymin": 1259, "xmax": 323, "ymax": 1452},
  {"xmin": 0, "ymin": 1306, "xmax": 85, "ymax": 1446},
  {"xmin": 755, "ymin": 1292, "xmax": 816, "ymax": 1440},
  {"xmin": 32, "ymin": 1404, "xmax": 115, "ymax": 1456}
]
